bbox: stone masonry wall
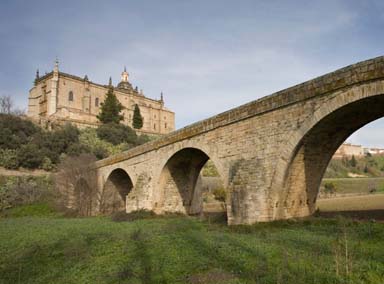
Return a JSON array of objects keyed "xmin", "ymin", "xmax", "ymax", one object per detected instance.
[{"xmin": 95, "ymin": 56, "xmax": 384, "ymax": 225}]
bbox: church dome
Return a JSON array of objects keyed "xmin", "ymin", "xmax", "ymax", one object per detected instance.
[{"xmin": 117, "ymin": 80, "xmax": 133, "ymax": 91}]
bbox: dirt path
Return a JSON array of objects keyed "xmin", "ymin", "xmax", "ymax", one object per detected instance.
[{"xmin": 0, "ymin": 167, "xmax": 50, "ymax": 177}]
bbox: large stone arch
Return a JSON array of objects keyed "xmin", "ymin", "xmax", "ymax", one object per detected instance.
[
  {"xmin": 100, "ymin": 168, "xmax": 134, "ymax": 214},
  {"xmin": 271, "ymin": 80, "xmax": 384, "ymax": 220},
  {"xmin": 154, "ymin": 147, "xmax": 225, "ymax": 215}
]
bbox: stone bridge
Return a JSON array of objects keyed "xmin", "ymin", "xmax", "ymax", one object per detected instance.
[{"xmin": 92, "ymin": 56, "xmax": 384, "ymax": 225}]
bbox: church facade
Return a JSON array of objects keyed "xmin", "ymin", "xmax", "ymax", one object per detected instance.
[{"xmin": 27, "ymin": 60, "xmax": 175, "ymax": 135}]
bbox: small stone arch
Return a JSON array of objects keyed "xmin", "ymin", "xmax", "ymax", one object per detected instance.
[
  {"xmin": 101, "ymin": 168, "xmax": 133, "ymax": 214},
  {"xmin": 154, "ymin": 147, "xmax": 226, "ymax": 216}
]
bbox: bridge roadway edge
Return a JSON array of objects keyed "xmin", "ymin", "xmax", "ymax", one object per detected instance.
[{"xmin": 94, "ymin": 56, "xmax": 384, "ymax": 169}]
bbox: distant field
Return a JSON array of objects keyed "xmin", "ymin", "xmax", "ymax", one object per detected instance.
[
  {"xmin": 321, "ymin": 177, "xmax": 384, "ymax": 194},
  {"xmin": 317, "ymin": 193, "xmax": 384, "ymax": 212}
]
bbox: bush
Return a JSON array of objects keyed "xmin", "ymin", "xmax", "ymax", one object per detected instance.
[
  {"xmin": 17, "ymin": 143, "xmax": 45, "ymax": 169},
  {"xmin": 213, "ymin": 187, "xmax": 227, "ymax": 203},
  {"xmin": 0, "ymin": 149, "xmax": 20, "ymax": 169},
  {"xmin": 79, "ymin": 128, "xmax": 124, "ymax": 159},
  {"xmin": 324, "ymin": 182, "xmax": 337, "ymax": 195},
  {"xmin": 0, "ymin": 114, "xmax": 40, "ymax": 150},
  {"xmin": 0, "ymin": 176, "xmax": 54, "ymax": 212},
  {"xmin": 135, "ymin": 134, "xmax": 151, "ymax": 145},
  {"xmin": 41, "ymin": 157, "xmax": 54, "ymax": 171},
  {"xmin": 97, "ymin": 123, "xmax": 137, "ymax": 145},
  {"xmin": 66, "ymin": 143, "xmax": 91, "ymax": 157}
]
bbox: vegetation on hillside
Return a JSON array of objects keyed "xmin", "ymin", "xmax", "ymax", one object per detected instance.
[
  {"xmin": 0, "ymin": 114, "xmax": 152, "ymax": 171},
  {"xmin": 324, "ymin": 154, "xmax": 384, "ymax": 178},
  {"xmin": 0, "ymin": 175, "xmax": 54, "ymax": 213}
]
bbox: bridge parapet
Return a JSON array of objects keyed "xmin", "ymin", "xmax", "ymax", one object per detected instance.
[{"xmin": 95, "ymin": 56, "xmax": 384, "ymax": 169}]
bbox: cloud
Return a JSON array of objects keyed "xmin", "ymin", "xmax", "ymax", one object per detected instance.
[{"xmin": 1, "ymin": 0, "xmax": 384, "ymax": 146}]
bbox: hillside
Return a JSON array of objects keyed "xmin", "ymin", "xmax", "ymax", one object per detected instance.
[
  {"xmin": 324, "ymin": 154, "xmax": 384, "ymax": 178},
  {"xmin": 0, "ymin": 114, "xmax": 152, "ymax": 171}
]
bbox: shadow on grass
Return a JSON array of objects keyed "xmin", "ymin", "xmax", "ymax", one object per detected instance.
[
  {"xmin": 317, "ymin": 209, "xmax": 384, "ymax": 222},
  {"xmin": 112, "ymin": 228, "xmax": 156, "ymax": 284}
]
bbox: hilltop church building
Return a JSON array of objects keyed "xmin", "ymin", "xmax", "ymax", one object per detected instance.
[{"xmin": 27, "ymin": 60, "xmax": 175, "ymax": 135}]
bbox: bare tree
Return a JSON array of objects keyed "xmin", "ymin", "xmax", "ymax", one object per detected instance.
[
  {"xmin": 0, "ymin": 95, "xmax": 13, "ymax": 114},
  {"xmin": 0, "ymin": 95, "xmax": 25, "ymax": 115},
  {"xmin": 54, "ymin": 154, "xmax": 98, "ymax": 216}
]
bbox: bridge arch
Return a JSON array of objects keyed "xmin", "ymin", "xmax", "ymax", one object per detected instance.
[
  {"xmin": 272, "ymin": 82, "xmax": 384, "ymax": 220},
  {"xmin": 101, "ymin": 168, "xmax": 133, "ymax": 214},
  {"xmin": 154, "ymin": 147, "xmax": 226, "ymax": 216}
]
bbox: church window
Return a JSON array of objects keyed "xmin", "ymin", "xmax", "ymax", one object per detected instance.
[
  {"xmin": 154, "ymin": 124, "xmax": 156, "ymax": 130},
  {"xmin": 165, "ymin": 123, "xmax": 167, "ymax": 129},
  {"xmin": 68, "ymin": 91, "xmax": 74, "ymax": 102},
  {"xmin": 95, "ymin": 97, "xmax": 99, "ymax": 107}
]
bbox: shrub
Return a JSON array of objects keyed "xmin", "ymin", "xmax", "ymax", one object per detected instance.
[
  {"xmin": 202, "ymin": 160, "xmax": 220, "ymax": 177},
  {"xmin": 135, "ymin": 134, "xmax": 151, "ymax": 145},
  {"xmin": 324, "ymin": 182, "xmax": 337, "ymax": 195},
  {"xmin": 66, "ymin": 143, "xmax": 91, "ymax": 157},
  {"xmin": 0, "ymin": 176, "xmax": 54, "ymax": 212},
  {"xmin": 0, "ymin": 149, "xmax": 20, "ymax": 169},
  {"xmin": 41, "ymin": 157, "xmax": 54, "ymax": 171},
  {"xmin": 97, "ymin": 123, "xmax": 137, "ymax": 145},
  {"xmin": 79, "ymin": 128, "xmax": 124, "ymax": 159},
  {"xmin": 0, "ymin": 114, "xmax": 40, "ymax": 149},
  {"xmin": 213, "ymin": 187, "xmax": 227, "ymax": 203},
  {"xmin": 17, "ymin": 143, "xmax": 44, "ymax": 169}
]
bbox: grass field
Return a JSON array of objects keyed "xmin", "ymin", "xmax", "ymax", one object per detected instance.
[
  {"xmin": 321, "ymin": 177, "xmax": 384, "ymax": 194},
  {"xmin": 317, "ymin": 193, "xmax": 384, "ymax": 212},
  {"xmin": 0, "ymin": 206, "xmax": 384, "ymax": 284}
]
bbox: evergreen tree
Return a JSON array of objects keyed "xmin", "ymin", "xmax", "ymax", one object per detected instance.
[
  {"xmin": 350, "ymin": 155, "xmax": 357, "ymax": 167},
  {"xmin": 132, "ymin": 104, "xmax": 143, "ymax": 129},
  {"xmin": 97, "ymin": 88, "xmax": 124, "ymax": 124}
]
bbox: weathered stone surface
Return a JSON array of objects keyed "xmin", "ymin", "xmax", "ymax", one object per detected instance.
[{"xmin": 92, "ymin": 56, "xmax": 384, "ymax": 225}]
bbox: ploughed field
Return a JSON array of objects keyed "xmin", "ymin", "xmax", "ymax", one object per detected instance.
[{"xmin": 0, "ymin": 207, "xmax": 383, "ymax": 284}]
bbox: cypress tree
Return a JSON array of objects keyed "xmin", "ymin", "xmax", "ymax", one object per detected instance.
[
  {"xmin": 97, "ymin": 87, "xmax": 124, "ymax": 124},
  {"xmin": 132, "ymin": 104, "xmax": 143, "ymax": 129}
]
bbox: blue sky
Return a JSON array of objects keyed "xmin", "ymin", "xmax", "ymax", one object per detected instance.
[{"xmin": 1, "ymin": 0, "xmax": 384, "ymax": 147}]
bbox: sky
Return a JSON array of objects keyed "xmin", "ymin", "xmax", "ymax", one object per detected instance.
[{"xmin": 0, "ymin": 0, "xmax": 384, "ymax": 147}]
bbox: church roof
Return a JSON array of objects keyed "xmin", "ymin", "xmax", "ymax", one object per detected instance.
[{"xmin": 116, "ymin": 80, "xmax": 133, "ymax": 91}]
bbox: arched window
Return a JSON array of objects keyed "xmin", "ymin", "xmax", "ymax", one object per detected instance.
[
  {"xmin": 154, "ymin": 124, "xmax": 156, "ymax": 130},
  {"xmin": 165, "ymin": 123, "xmax": 167, "ymax": 129},
  {"xmin": 95, "ymin": 97, "xmax": 99, "ymax": 107},
  {"xmin": 68, "ymin": 91, "xmax": 74, "ymax": 102}
]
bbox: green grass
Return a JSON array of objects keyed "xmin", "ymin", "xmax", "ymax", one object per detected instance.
[
  {"xmin": 0, "ymin": 203, "xmax": 59, "ymax": 218},
  {"xmin": 0, "ymin": 214, "xmax": 383, "ymax": 284},
  {"xmin": 322, "ymin": 177, "xmax": 384, "ymax": 194}
]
